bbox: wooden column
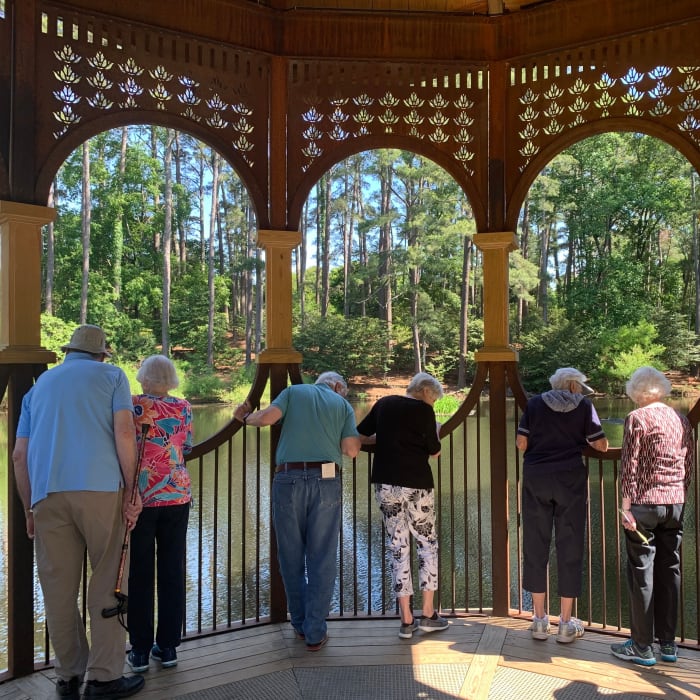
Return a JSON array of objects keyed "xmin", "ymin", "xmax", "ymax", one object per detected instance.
[
  {"xmin": 473, "ymin": 231, "xmax": 518, "ymax": 363},
  {"xmin": 0, "ymin": 200, "xmax": 56, "ymax": 677},
  {"xmin": 256, "ymin": 229, "xmax": 303, "ymax": 365},
  {"xmin": 0, "ymin": 201, "xmax": 55, "ymax": 362},
  {"xmin": 474, "ymin": 231, "xmax": 518, "ymax": 617}
]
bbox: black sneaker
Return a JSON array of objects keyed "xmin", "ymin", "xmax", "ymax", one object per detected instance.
[
  {"xmin": 418, "ymin": 612, "xmax": 449, "ymax": 633},
  {"xmin": 82, "ymin": 675, "xmax": 145, "ymax": 698},
  {"xmin": 126, "ymin": 649, "xmax": 150, "ymax": 673},
  {"xmin": 398, "ymin": 617, "xmax": 419, "ymax": 639},
  {"xmin": 659, "ymin": 641, "xmax": 678, "ymax": 662},
  {"xmin": 56, "ymin": 675, "xmax": 82, "ymax": 699},
  {"xmin": 151, "ymin": 644, "xmax": 177, "ymax": 668}
]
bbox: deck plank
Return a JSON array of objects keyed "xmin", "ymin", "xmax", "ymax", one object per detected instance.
[{"xmin": 2, "ymin": 617, "xmax": 698, "ymax": 700}]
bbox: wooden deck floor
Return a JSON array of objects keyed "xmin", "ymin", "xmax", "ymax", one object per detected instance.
[{"xmin": 3, "ymin": 617, "xmax": 699, "ymax": 699}]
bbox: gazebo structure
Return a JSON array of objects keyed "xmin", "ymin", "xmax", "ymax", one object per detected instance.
[{"xmin": 2, "ymin": 0, "xmax": 700, "ymax": 681}]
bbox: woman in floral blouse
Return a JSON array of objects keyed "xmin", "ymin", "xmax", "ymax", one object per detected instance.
[{"xmin": 127, "ymin": 355, "xmax": 193, "ymax": 673}]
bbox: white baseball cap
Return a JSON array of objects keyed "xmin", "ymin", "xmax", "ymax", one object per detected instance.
[{"xmin": 549, "ymin": 367, "xmax": 594, "ymax": 394}]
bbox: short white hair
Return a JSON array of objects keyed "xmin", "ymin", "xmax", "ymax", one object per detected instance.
[
  {"xmin": 315, "ymin": 371, "xmax": 347, "ymax": 390},
  {"xmin": 626, "ymin": 366, "xmax": 671, "ymax": 405},
  {"xmin": 136, "ymin": 354, "xmax": 180, "ymax": 392},
  {"xmin": 406, "ymin": 372, "xmax": 443, "ymax": 402}
]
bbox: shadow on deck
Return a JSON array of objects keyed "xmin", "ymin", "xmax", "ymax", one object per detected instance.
[{"xmin": 3, "ymin": 617, "xmax": 699, "ymax": 699}]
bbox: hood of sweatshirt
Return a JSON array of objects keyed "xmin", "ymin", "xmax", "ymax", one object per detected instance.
[{"xmin": 541, "ymin": 389, "xmax": 585, "ymax": 413}]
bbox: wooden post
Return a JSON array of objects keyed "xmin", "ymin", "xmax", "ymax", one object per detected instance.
[
  {"xmin": 256, "ymin": 229, "xmax": 303, "ymax": 365},
  {"xmin": 474, "ymin": 231, "xmax": 518, "ymax": 616},
  {"xmin": 0, "ymin": 200, "xmax": 56, "ymax": 677},
  {"xmin": 473, "ymin": 232, "xmax": 518, "ymax": 363},
  {"xmin": 0, "ymin": 201, "xmax": 56, "ymax": 363}
]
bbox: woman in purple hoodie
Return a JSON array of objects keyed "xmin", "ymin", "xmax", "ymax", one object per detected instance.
[{"xmin": 516, "ymin": 367, "xmax": 608, "ymax": 644}]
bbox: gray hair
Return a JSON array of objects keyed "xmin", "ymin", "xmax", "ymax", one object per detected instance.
[
  {"xmin": 406, "ymin": 372, "xmax": 444, "ymax": 402},
  {"xmin": 315, "ymin": 371, "xmax": 347, "ymax": 390},
  {"xmin": 136, "ymin": 354, "xmax": 180, "ymax": 393},
  {"xmin": 626, "ymin": 366, "xmax": 671, "ymax": 405}
]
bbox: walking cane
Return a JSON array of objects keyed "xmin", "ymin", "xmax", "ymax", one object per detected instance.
[{"xmin": 102, "ymin": 422, "xmax": 150, "ymax": 619}]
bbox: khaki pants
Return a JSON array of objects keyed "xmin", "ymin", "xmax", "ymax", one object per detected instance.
[{"xmin": 33, "ymin": 490, "xmax": 128, "ymax": 682}]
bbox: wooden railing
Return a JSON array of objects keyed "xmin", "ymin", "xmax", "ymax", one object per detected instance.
[{"xmin": 2, "ymin": 364, "xmax": 699, "ymax": 681}]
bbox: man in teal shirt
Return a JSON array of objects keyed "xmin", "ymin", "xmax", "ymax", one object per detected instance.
[{"xmin": 234, "ymin": 371, "xmax": 360, "ymax": 650}]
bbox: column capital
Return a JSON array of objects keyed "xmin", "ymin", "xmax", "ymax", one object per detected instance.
[
  {"xmin": 0, "ymin": 200, "xmax": 56, "ymax": 226},
  {"xmin": 473, "ymin": 231, "xmax": 518, "ymax": 252},
  {"xmin": 257, "ymin": 229, "xmax": 302, "ymax": 249}
]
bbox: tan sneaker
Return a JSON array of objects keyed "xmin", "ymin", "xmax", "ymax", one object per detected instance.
[
  {"xmin": 556, "ymin": 617, "xmax": 584, "ymax": 643},
  {"xmin": 529, "ymin": 615, "xmax": 550, "ymax": 640}
]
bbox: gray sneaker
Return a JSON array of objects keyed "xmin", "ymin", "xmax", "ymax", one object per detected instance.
[
  {"xmin": 418, "ymin": 613, "xmax": 449, "ymax": 632},
  {"xmin": 399, "ymin": 618, "xmax": 419, "ymax": 639},
  {"xmin": 556, "ymin": 617, "xmax": 585, "ymax": 643},
  {"xmin": 610, "ymin": 638, "xmax": 656, "ymax": 666},
  {"xmin": 529, "ymin": 615, "xmax": 550, "ymax": 640}
]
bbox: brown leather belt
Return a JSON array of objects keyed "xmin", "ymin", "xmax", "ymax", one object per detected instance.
[{"xmin": 275, "ymin": 461, "xmax": 337, "ymax": 472}]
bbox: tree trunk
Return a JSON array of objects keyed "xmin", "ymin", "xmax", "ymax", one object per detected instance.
[
  {"xmin": 377, "ymin": 163, "xmax": 393, "ymax": 353},
  {"xmin": 457, "ymin": 233, "xmax": 473, "ymax": 388},
  {"xmin": 174, "ymin": 132, "xmax": 186, "ymax": 274},
  {"xmin": 80, "ymin": 141, "xmax": 91, "ymax": 324},
  {"xmin": 161, "ymin": 129, "xmax": 175, "ymax": 356},
  {"xmin": 44, "ymin": 181, "xmax": 56, "ymax": 315},
  {"xmin": 321, "ymin": 171, "xmax": 332, "ymax": 317},
  {"xmin": 207, "ymin": 150, "xmax": 220, "ymax": 367}
]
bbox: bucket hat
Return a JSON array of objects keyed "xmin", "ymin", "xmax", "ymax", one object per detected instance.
[
  {"xmin": 549, "ymin": 367, "xmax": 594, "ymax": 394},
  {"xmin": 60, "ymin": 324, "xmax": 112, "ymax": 356}
]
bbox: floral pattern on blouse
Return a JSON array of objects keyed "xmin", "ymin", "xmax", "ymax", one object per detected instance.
[{"xmin": 132, "ymin": 394, "xmax": 193, "ymax": 507}]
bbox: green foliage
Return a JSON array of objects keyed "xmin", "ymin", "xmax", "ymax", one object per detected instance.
[
  {"xmin": 652, "ymin": 309, "xmax": 700, "ymax": 370},
  {"xmin": 434, "ymin": 393, "xmax": 460, "ymax": 418},
  {"xmin": 183, "ymin": 371, "xmax": 227, "ymax": 402},
  {"xmin": 294, "ymin": 313, "xmax": 392, "ymax": 377},
  {"xmin": 607, "ymin": 346, "xmax": 665, "ymax": 390},
  {"xmin": 104, "ymin": 315, "xmax": 158, "ymax": 362},
  {"xmin": 40, "ymin": 314, "xmax": 75, "ymax": 362},
  {"xmin": 45, "ymin": 128, "xmax": 700, "ymax": 392},
  {"xmin": 516, "ymin": 310, "xmax": 602, "ymax": 393}
]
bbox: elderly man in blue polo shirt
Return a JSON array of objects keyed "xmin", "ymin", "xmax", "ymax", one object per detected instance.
[
  {"xmin": 234, "ymin": 371, "xmax": 361, "ymax": 651},
  {"xmin": 13, "ymin": 325, "xmax": 144, "ymax": 700},
  {"xmin": 516, "ymin": 367, "xmax": 608, "ymax": 645}
]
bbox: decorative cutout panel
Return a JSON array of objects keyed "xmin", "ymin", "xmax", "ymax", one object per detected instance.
[
  {"xmin": 508, "ymin": 25, "xmax": 700, "ymax": 182},
  {"xmin": 36, "ymin": 3, "xmax": 268, "ymax": 176},
  {"xmin": 288, "ymin": 61, "xmax": 487, "ymax": 183}
]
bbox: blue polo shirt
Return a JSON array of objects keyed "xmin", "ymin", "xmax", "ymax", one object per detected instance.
[
  {"xmin": 16, "ymin": 352, "xmax": 134, "ymax": 506},
  {"xmin": 517, "ymin": 390, "xmax": 606, "ymax": 474},
  {"xmin": 271, "ymin": 383, "xmax": 359, "ymax": 466}
]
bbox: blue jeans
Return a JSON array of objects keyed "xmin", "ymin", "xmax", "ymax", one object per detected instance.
[{"xmin": 272, "ymin": 469, "xmax": 341, "ymax": 645}]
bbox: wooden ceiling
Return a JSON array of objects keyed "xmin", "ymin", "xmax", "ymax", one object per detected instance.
[{"xmin": 246, "ymin": 0, "xmax": 530, "ymax": 13}]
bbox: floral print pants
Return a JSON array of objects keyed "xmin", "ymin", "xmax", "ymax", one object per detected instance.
[{"xmin": 374, "ymin": 484, "xmax": 439, "ymax": 598}]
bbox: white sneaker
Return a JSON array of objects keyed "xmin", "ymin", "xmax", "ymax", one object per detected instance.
[
  {"xmin": 556, "ymin": 617, "xmax": 584, "ymax": 643},
  {"xmin": 529, "ymin": 615, "xmax": 550, "ymax": 640}
]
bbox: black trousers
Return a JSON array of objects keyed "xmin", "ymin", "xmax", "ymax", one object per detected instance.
[
  {"xmin": 625, "ymin": 503, "xmax": 684, "ymax": 648},
  {"xmin": 522, "ymin": 467, "xmax": 588, "ymax": 598},
  {"xmin": 127, "ymin": 502, "xmax": 190, "ymax": 652}
]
